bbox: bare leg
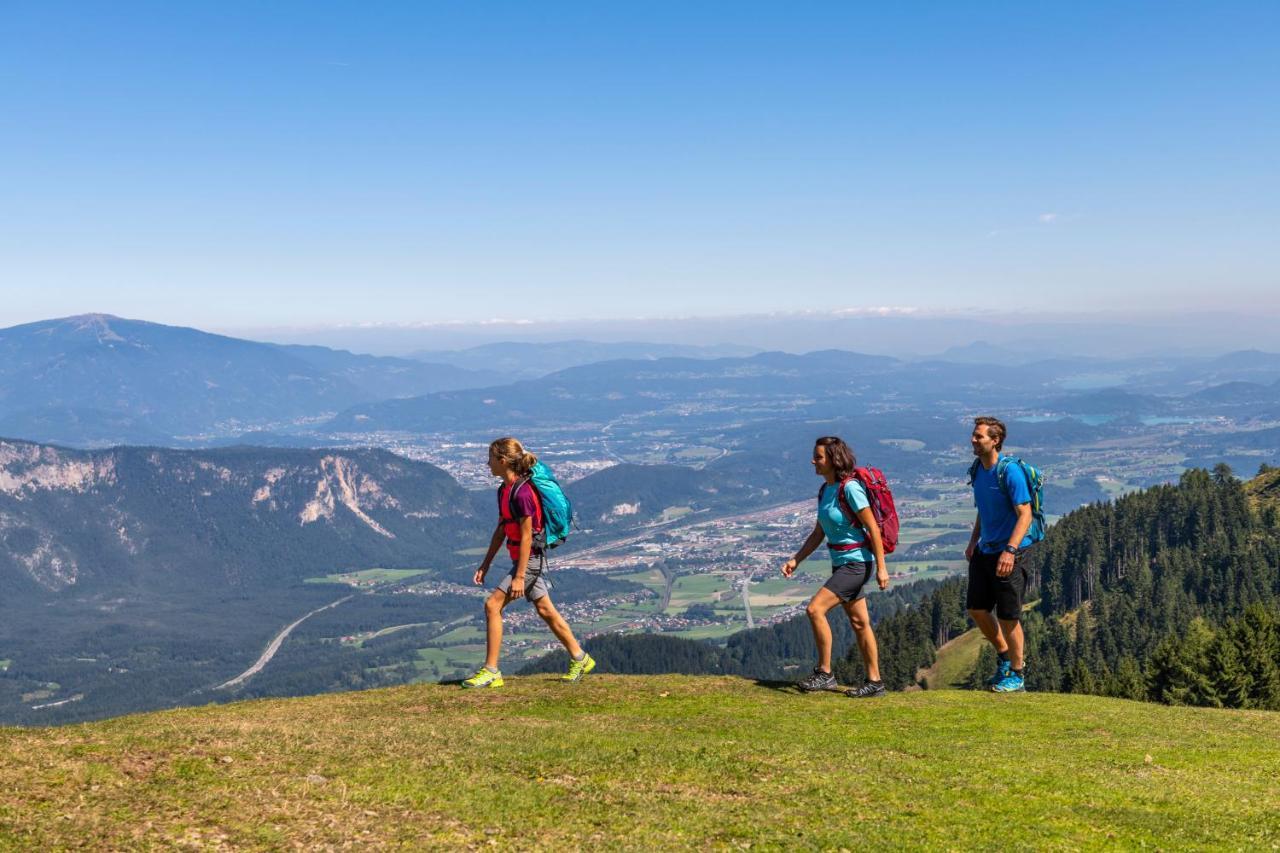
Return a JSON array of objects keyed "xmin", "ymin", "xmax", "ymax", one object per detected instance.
[
  {"xmin": 843, "ymin": 597, "xmax": 881, "ymax": 682},
  {"xmin": 968, "ymin": 608, "xmax": 1008, "ymax": 656},
  {"xmin": 806, "ymin": 588, "xmax": 844, "ymax": 672},
  {"xmin": 999, "ymin": 618, "xmax": 1024, "ymax": 670},
  {"xmin": 483, "ymin": 589, "xmax": 510, "ymax": 670},
  {"xmin": 533, "ymin": 595, "xmax": 583, "ymax": 659}
]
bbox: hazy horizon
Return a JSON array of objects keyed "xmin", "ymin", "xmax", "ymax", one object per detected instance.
[{"xmin": 5, "ymin": 307, "xmax": 1279, "ymax": 361}]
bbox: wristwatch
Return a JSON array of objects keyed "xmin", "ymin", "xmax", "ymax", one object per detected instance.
[{"xmin": 1002, "ymin": 545, "xmax": 1018, "ymax": 555}]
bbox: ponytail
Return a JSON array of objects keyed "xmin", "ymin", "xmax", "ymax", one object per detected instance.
[{"xmin": 489, "ymin": 437, "xmax": 538, "ymax": 476}]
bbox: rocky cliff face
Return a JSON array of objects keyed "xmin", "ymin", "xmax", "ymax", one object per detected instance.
[{"xmin": 0, "ymin": 439, "xmax": 481, "ymax": 593}]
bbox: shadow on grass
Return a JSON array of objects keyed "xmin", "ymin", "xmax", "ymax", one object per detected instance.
[{"xmin": 751, "ymin": 679, "xmax": 804, "ymax": 693}]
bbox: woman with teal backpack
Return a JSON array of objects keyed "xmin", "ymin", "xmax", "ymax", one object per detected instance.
[
  {"xmin": 462, "ymin": 437, "xmax": 595, "ymax": 688},
  {"xmin": 780, "ymin": 436, "xmax": 890, "ymax": 698}
]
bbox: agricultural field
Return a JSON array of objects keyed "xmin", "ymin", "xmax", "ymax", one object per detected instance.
[{"xmin": 304, "ymin": 568, "xmax": 431, "ymax": 586}]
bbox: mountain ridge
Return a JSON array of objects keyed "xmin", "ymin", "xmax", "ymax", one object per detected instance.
[{"xmin": 0, "ymin": 315, "xmax": 501, "ymax": 446}]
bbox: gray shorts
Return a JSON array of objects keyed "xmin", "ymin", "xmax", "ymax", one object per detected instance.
[
  {"xmin": 494, "ymin": 565, "xmax": 551, "ymax": 601},
  {"xmin": 822, "ymin": 560, "xmax": 872, "ymax": 603}
]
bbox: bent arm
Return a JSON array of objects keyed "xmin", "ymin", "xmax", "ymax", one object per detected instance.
[
  {"xmin": 1008, "ymin": 503, "xmax": 1033, "ymax": 551},
  {"xmin": 515, "ymin": 516, "xmax": 534, "ymax": 577},
  {"xmin": 792, "ymin": 522, "xmax": 827, "ymax": 564},
  {"xmin": 856, "ymin": 506, "xmax": 886, "ymax": 571}
]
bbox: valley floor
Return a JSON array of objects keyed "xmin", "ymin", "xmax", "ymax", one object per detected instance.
[{"xmin": 2, "ymin": 676, "xmax": 1278, "ymax": 849}]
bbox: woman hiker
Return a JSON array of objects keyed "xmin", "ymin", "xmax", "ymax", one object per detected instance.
[
  {"xmin": 462, "ymin": 437, "xmax": 595, "ymax": 688},
  {"xmin": 780, "ymin": 436, "xmax": 890, "ymax": 698}
]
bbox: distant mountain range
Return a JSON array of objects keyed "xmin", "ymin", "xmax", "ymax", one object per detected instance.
[
  {"xmin": 1, "ymin": 314, "xmax": 1279, "ymax": 448},
  {"xmin": 409, "ymin": 340, "xmax": 761, "ymax": 379},
  {"xmin": 328, "ymin": 347, "xmax": 1280, "ymax": 435},
  {"xmin": 0, "ymin": 315, "xmax": 503, "ymax": 446}
]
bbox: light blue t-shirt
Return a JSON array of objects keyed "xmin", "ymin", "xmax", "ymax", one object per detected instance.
[
  {"xmin": 817, "ymin": 480, "xmax": 873, "ymax": 565},
  {"xmin": 973, "ymin": 456, "xmax": 1034, "ymax": 554}
]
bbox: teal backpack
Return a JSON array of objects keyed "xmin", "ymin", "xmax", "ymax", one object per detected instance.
[
  {"xmin": 509, "ymin": 461, "xmax": 574, "ymax": 550},
  {"xmin": 967, "ymin": 455, "xmax": 1047, "ymax": 545}
]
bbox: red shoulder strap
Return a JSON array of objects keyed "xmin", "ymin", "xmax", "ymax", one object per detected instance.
[{"xmin": 835, "ymin": 475, "xmax": 858, "ymax": 523}]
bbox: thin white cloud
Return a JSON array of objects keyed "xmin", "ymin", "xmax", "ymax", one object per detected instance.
[{"xmin": 1039, "ymin": 212, "xmax": 1059, "ymax": 224}]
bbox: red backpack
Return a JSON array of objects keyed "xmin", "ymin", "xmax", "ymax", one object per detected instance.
[{"xmin": 822, "ymin": 467, "xmax": 900, "ymax": 554}]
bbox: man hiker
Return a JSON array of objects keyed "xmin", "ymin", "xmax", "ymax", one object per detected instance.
[{"xmin": 965, "ymin": 416, "xmax": 1035, "ymax": 693}]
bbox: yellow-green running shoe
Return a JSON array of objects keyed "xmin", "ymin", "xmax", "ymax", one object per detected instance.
[
  {"xmin": 461, "ymin": 667, "xmax": 504, "ymax": 689},
  {"xmin": 562, "ymin": 653, "xmax": 596, "ymax": 683}
]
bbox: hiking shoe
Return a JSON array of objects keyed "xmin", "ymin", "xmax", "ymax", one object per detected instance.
[
  {"xmin": 845, "ymin": 681, "xmax": 887, "ymax": 698},
  {"xmin": 987, "ymin": 657, "xmax": 1013, "ymax": 687},
  {"xmin": 991, "ymin": 671, "xmax": 1025, "ymax": 693},
  {"xmin": 461, "ymin": 667, "xmax": 503, "ymax": 689},
  {"xmin": 796, "ymin": 668, "xmax": 837, "ymax": 692},
  {"xmin": 562, "ymin": 653, "xmax": 596, "ymax": 683}
]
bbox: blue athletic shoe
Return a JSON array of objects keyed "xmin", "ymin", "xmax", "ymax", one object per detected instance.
[
  {"xmin": 987, "ymin": 657, "xmax": 1013, "ymax": 687},
  {"xmin": 991, "ymin": 671, "xmax": 1025, "ymax": 693}
]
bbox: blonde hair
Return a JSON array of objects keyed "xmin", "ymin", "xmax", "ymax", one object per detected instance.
[{"xmin": 489, "ymin": 437, "xmax": 538, "ymax": 476}]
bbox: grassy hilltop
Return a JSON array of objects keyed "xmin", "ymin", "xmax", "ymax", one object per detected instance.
[{"xmin": 2, "ymin": 676, "xmax": 1279, "ymax": 850}]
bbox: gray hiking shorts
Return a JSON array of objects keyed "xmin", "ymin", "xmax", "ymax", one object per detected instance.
[
  {"xmin": 494, "ymin": 564, "xmax": 551, "ymax": 601},
  {"xmin": 823, "ymin": 560, "xmax": 873, "ymax": 603}
]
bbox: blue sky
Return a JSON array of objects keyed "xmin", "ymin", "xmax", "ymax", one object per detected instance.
[{"xmin": 2, "ymin": 2, "xmax": 1277, "ymax": 330}]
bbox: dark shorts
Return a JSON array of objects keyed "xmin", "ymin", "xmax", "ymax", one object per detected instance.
[
  {"xmin": 822, "ymin": 560, "xmax": 873, "ymax": 603},
  {"xmin": 494, "ymin": 563, "xmax": 551, "ymax": 601},
  {"xmin": 966, "ymin": 550, "xmax": 1028, "ymax": 621}
]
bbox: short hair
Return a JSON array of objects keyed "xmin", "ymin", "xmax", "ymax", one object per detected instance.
[
  {"xmin": 814, "ymin": 436, "xmax": 857, "ymax": 479},
  {"xmin": 973, "ymin": 416, "xmax": 1007, "ymax": 451}
]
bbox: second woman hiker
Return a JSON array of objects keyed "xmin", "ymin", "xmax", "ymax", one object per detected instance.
[
  {"xmin": 780, "ymin": 436, "xmax": 890, "ymax": 698},
  {"xmin": 462, "ymin": 437, "xmax": 595, "ymax": 688}
]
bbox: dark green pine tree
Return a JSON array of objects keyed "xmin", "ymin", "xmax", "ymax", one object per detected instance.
[
  {"xmin": 1230, "ymin": 604, "xmax": 1280, "ymax": 710},
  {"xmin": 1147, "ymin": 619, "xmax": 1221, "ymax": 707},
  {"xmin": 1207, "ymin": 628, "xmax": 1250, "ymax": 709},
  {"xmin": 1105, "ymin": 655, "xmax": 1147, "ymax": 701},
  {"xmin": 1068, "ymin": 657, "xmax": 1099, "ymax": 695}
]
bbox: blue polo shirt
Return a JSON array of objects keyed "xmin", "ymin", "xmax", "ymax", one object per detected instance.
[
  {"xmin": 818, "ymin": 479, "xmax": 873, "ymax": 564},
  {"xmin": 973, "ymin": 457, "xmax": 1034, "ymax": 554}
]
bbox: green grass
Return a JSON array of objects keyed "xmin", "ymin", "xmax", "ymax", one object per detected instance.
[
  {"xmin": 0, "ymin": 660, "xmax": 9, "ymax": 672},
  {"xmin": 2, "ymin": 677, "xmax": 1277, "ymax": 848},
  {"xmin": 667, "ymin": 574, "xmax": 734, "ymax": 609},
  {"xmin": 658, "ymin": 505, "xmax": 694, "ymax": 522},
  {"xmin": 611, "ymin": 567, "xmax": 667, "ymax": 590},
  {"xmin": 430, "ymin": 626, "xmax": 484, "ymax": 644},
  {"xmin": 665, "ymin": 623, "xmax": 748, "ymax": 640},
  {"xmin": 303, "ymin": 568, "xmax": 431, "ymax": 586},
  {"xmin": 920, "ymin": 628, "xmax": 987, "ymax": 689}
]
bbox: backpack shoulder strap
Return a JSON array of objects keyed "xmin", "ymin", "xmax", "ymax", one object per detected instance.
[
  {"xmin": 521, "ymin": 478, "xmax": 545, "ymax": 525},
  {"xmin": 836, "ymin": 475, "xmax": 860, "ymax": 524},
  {"xmin": 966, "ymin": 458, "xmax": 982, "ymax": 486},
  {"xmin": 995, "ymin": 456, "xmax": 1037, "ymax": 506}
]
